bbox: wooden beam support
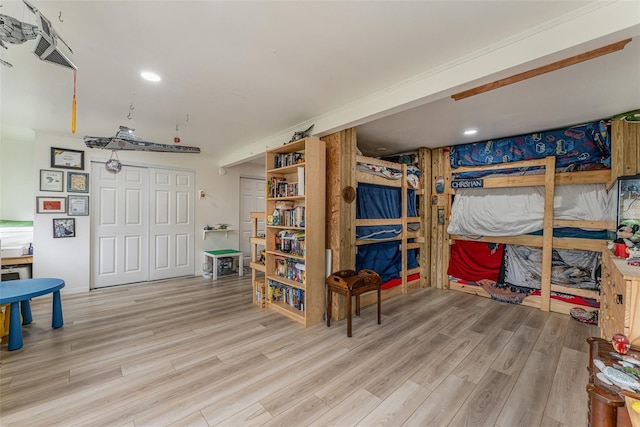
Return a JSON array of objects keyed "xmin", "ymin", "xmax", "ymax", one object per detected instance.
[
  {"xmin": 322, "ymin": 128, "xmax": 356, "ymax": 322},
  {"xmin": 540, "ymin": 156, "xmax": 556, "ymax": 312},
  {"xmin": 430, "ymin": 148, "xmax": 450, "ymax": 289},
  {"xmin": 419, "ymin": 147, "xmax": 431, "ymax": 288},
  {"xmin": 451, "ymin": 39, "xmax": 632, "ymax": 101}
]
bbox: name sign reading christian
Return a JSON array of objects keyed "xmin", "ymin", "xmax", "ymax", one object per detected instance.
[{"xmin": 451, "ymin": 179, "xmax": 484, "ymax": 189}]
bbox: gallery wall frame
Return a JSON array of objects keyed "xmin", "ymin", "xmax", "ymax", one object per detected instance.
[
  {"xmin": 40, "ymin": 169, "xmax": 64, "ymax": 192},
  {"xmin": 53, "ymin": 218, "xmax": 75, "ymax": 238},
  {"xmin": 68, "ymin": 195, "xmax": 89, "ymax": 216},
  {"xmin": 67, "ymin": 172, "xmax": 89, "ymax": 193},
  {"xmin": 51, "ymin": 147, "xmax": 84, "ymax": 170},
  {"xmin": 36, "ymin": 196, "xmax": 66, "ymax": 214}
]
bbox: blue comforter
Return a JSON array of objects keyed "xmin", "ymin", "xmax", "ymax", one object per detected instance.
[
  {"xmin": 356, "ymin": 183, "xmax": 417, "ymax": 240},
  {"xmin": 450, "ymin": 120, "xmax": 610, "ymax": 178}
]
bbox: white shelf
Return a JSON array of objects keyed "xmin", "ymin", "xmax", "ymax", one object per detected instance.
[{"xmin": 203, "ymin": 228, "xmax": 232, "ymax": 239}]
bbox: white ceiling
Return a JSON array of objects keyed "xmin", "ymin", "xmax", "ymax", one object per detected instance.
[{"xmin": 1, "ymin": 1, "xmax": 639, "ymax": 164}]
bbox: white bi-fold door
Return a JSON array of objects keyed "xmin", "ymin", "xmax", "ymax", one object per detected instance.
[
  {"xmin": 92, "ymin": 163, "xmax": 149, "ymax": 288},
  {"xmin": 149, "ymin": 168, "xmax": 195, "ymax": 281},
  {"xmin": 91, "ymin": 163, "xmax": 194, "ymax": 288}
]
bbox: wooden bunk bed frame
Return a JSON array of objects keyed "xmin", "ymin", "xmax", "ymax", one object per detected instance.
[
  {"xmin": 322, "ymin": 129, "xmax": 430, "ymax": 319},
  {"xmin": 354, "ymin": 155, "xmax": 423, "ymax": 294},
  {"xmin": 447, "ymin": 156, "xmax": 612, "ymax": 314},
  {"xmin": 444, "ymin": 118, "xmax": 640, "ymax": 315}
]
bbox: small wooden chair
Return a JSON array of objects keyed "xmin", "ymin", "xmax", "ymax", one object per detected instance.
[{"xmin": 326, "ymin": 269, "xmax": 381, "ymax": 337}]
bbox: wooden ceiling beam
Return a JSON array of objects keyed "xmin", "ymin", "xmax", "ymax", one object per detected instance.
[{"xmin": 451, "ymin": 38, "xmax": 632, "ymax": 101}]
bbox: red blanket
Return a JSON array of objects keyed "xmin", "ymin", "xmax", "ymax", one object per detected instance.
[
  {"xmin": 381, "ymin": 273, "xmax": 421, "ymax": 290},
  {"xmin": 447, "ymin": 240, "xmax": 504, "ymax": 283}
]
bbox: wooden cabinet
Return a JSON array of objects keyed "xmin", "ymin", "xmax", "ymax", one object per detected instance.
[
  {"xmin": 586, "ymin": 337, "xmax": 639, "ymax": 427},
  {"xmin": 249, "ymin": 211, "xmax": 266, "ymax": 307},
  {"xmin": 264, "ymin": 137, "xmax": 326, "ymax": 326},
  {"xmin": 600, "ymin": 249, "xmax": 640, "ymax": 345},
  {"xmin": 1, "ymin": 256, "xmax": 33, "ymax": 266}
]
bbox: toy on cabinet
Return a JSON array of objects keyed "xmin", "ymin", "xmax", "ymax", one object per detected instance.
[
  {"xmin": 612, "ymin": 175, "xmax": 640, "ymax": 259},
  {"xmin": 617, "ymin": 176, "xmax": 640, "ymax": 242}
]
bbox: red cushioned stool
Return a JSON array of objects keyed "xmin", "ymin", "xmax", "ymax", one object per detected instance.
[{"xmin": 326, "ymin": 269, "xmax": 381, "ymax": 337}]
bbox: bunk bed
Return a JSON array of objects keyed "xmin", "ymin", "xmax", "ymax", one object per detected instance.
[
  {"xmin": 445, "ymin": 120, "xmax": 616, "ymax": 314},
  {"xmin": 354, "ymin": 155, "xmax": 425, "ymax": 294},
  {"xmin": 322, "ymin": 130, "xmax": 430, "ymax": 320}
]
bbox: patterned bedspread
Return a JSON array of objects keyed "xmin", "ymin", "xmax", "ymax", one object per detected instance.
[{"xmin": 450, "ymin": 120, "xmax": 610, "ymax": 178}]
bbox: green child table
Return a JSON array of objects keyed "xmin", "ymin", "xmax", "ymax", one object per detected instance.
[{"xmin": 203, "ymin": 249, "xmax": 244, "ymax": 280}]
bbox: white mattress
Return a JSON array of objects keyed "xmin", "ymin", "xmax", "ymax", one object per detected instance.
[{"xmin": 447, "ymin": 183, "xmax": 615, "ymax": 236}]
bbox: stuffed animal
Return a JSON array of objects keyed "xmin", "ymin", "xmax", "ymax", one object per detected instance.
[{"xmin": 614, "ymin": 223, "xmax": 640, "ymax": 248}]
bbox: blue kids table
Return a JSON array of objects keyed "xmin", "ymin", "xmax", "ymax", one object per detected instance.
[{"xmin": 0, "ymin": 278, "xmax": 65, "ymax": 350}]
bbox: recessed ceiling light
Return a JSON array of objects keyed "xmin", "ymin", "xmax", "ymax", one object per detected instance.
[
  {"xmin": 463, "ymin": 129, "xmax": 478, "ymax": 135},
  {"xmin": 140, "ymin": 71, "xmax": 161, "ymax": 82}
]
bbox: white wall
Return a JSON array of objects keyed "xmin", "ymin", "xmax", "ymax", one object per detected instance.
[
  {"xmin": 33, "ymin": 133, "xmax": 90, "ymax": 292},
  {"xmin": 32, "ymin": 131, "xmax": 263, "ymax": 293},
  {"xmin": 0, "ymin": 136, "xmax": 35, "ymax": 220}
]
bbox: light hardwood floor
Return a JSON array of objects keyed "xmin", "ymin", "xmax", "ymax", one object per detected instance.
[{"xmin": 0, "ymin": 274, "xmax": 597, "ymax": 426}]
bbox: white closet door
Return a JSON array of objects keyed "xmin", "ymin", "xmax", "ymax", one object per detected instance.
[
  {"xmin": 239, "ymin": 177, "xmax": 265, "ymax": 266},
  {"xmin": 149, "ymin": 168, "xmax": 195, "ymax": 280},
  {"xmin": 91, "ymin": 163, "xmax": 149, "ymax": 288}
]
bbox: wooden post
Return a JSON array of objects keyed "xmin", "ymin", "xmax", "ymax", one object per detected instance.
[
  {"xmin": 443, "ymin": 150, "xmax": 452, "ymax": 289},
  {"xmin": 610, "ymin": 119, "xmax": 640, "ymax": 184},
  {"xmin": 611, "ymin": 120, "xmax": 625, "ymax": 182},
  {"xmin": 623, "ymin": 121, "xmax": 640, "ymax": 177},
  {"xmin": 249, "ymin": 211, "xmax": 266, "ymax": 307},
  {"xmin": 418, "ymin": 148, "xmax": 431, "ymax": 287},
  {"xmin": 430, "ymin": 148, "xmax": 450, "ymax": 289},
  {"xmin": 540, "ymin": 156, "xmax": 556, "ymax": 312},
  {"xmin": 401, "ymin": 163, "xmax": 408, "ymax": 293},
  {"xmin": 322, "ymin": 128, "xmax": 356, "ymax": 320}
]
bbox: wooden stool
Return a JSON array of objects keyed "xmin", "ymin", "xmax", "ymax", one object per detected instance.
[{"xmin": 326, "ymin": 269, "xmax": 381, "ymax": 337}]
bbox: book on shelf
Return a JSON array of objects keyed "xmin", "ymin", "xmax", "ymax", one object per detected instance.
[
  {"xmin": 267, "ymin": 279, "xmax": 305, "ymax": 311},
  {"xmin": 273, "ymin": 152, "xmax": 304, "ymax": 169},
  {"xmin": 297, "ymin": 166, "xmax": 305, "ymax": 196},
  {"xmin": 268, "ymin": 206, "xmax": 305, "ymax": 227},
  {"xmin": 273, "ymin": 256, "xmax": 305, "ymax": 283},
  {"xmin": 275, "ymin": 229, "xmax": 305, "ymax": 256},
  {"xmin": 267, "ymin": 176, "xmax": 299, "ymax": 198}
]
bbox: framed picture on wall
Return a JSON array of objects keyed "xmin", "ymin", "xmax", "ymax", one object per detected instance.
[
  {"xmin": 51, "ymin": 147, "xmax": 84, "ymax": 170},
  {"xmin": 40, "ymin": 169, "xmax": 64, "ymax": 192},
  {"xmin": 67, "ymin": 195, "xmax": 89, "ymax": 216},
  {"xmin": 36, "ymin": 196, "xmax": 66, "ymax": 213},
  {"xmin": 67, "ymin": 172, "xmax": 89, "ymax": 193},
  {"xmin": 53, "ymin": 218, "xmax": 75, "ymax": 238}
]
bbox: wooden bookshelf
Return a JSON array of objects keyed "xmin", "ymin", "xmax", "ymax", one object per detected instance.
[
  {"xmin": 249, "ymin": 211, "xmax": 266, "ymax": 307},
  {"xmin": 265, "ymin": 137, "xmax": 326, "ymax": 326}
]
